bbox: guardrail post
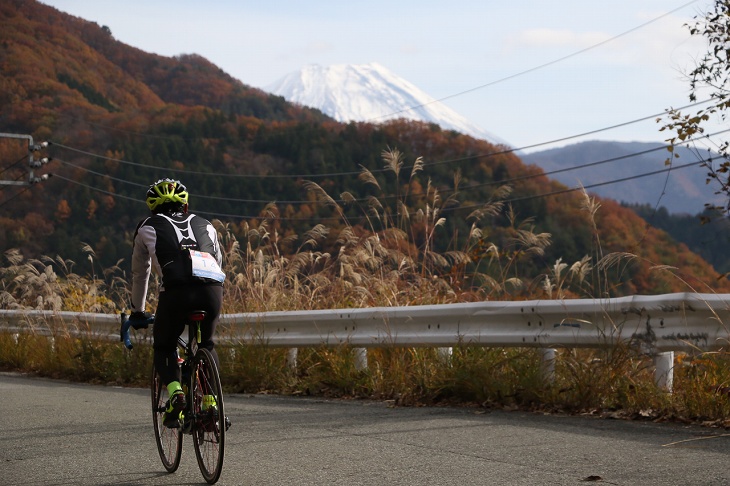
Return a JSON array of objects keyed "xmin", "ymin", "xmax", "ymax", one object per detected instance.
[
  {"xmin": 540, "ymin": 348, "xmax": 556, "ymax": 382},
  {"xmin": 438, "ymin": 347, "xmax": 453, "ymax": 363},
  {"xmin": 287, "ymin": 348, "xmax": 298, "ymax": 370},
  {"xmin": 654, "ymin": 351, "xmax": 674, "ymax": 392},
  {"xmin": 354, "ymin": 347, "xmax": 367, "ymax": 370}
]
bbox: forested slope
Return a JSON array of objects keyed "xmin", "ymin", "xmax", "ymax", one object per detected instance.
[{"xmin": 1, "ymin": 0, "xmax": 728, "ymax": 297}]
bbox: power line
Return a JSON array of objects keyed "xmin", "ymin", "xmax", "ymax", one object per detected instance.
[
  {"xmin": 55, "ymin": 157, "xmax": 316, "ymax": 205},
  {"xmin": 425, "ymin": 99, "xmax": 714, "ymax": 168},
  {"xmin": 44, "ymin": 94, "xmax": 725, "ymax": 219},
  {"xmin": 51, "ymin": 174, "xmax": 141, "ymax": 203},
  {"xmin": 52, "ymin": 155, "xmax": 715, "ymax": 222},
  {"xmin": 51, "ymin": 142, "xmax": 366, "ymax": 179},
  {"xmin": 445, "ymin": 157, "xmax": 711, "ymax": 213},
  {"xmin": 48, "ymin": 141, "xmax": 677, "ymax": 207},
  {"xmin": 55, "ymin": 159, "xmax": 148, "ymax": 188},
  {"xmin": 53, "ymin": 171, "xmax": 339, "ymax": 220},
  {"xmin": 477, "ymin": 127, "xmax": 730, "ymax": 190},
  {"xmin": 52, "ymin": 123, "xmax": 728, "ymax": 211},
  {"xmin": 0, "ymin": 185, "xmax": 31, "ymax": 210},
  {"xmin": 51, "ymin": 174, "xmax": 256, "ymax": 222},
  {"xmin": 365, "ymin": 0, "xmax": 700, "ymax": 122},
  {"xmin": 0, "ymin": 153, "xmax": 30, "ymax": 178}
]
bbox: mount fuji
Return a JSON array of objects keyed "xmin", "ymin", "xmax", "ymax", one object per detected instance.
[{"xmin": 266, "ymin": 63, "xmax": 507, "ymax": 146}]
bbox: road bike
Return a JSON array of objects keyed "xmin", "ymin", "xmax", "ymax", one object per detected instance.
[{"xmin": 121, "ymin": 311, "xmax": 229, "ymax": 484}]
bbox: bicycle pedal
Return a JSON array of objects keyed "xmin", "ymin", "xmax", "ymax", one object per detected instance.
[{"xmin": 163, "ymin": 412, "xmax": 183, "ymax": 429}]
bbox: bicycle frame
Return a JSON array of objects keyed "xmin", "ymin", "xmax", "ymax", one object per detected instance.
[{"xmin": 178, "ymin": 311, "xmax": 204, "ymax": 434}]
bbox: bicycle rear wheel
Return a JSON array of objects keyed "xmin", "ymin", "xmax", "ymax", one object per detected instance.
[
  {"xmin": 151, "ymin": 367, "xmax": 183, "ymax": 473},
  {"xmin": 191, "ymin": 348, "xmax": 225, "ymax": 484}
]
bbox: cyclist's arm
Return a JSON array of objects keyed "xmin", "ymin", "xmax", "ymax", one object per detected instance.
[
  {"xmin": 131, "ymin": 224, "xmax": 153, "ymax": 312},
  {"xmin": 205, "ymin": 220, "xmax": 223, "ymax": 267},
  {"xmin": 213, "ymin": 228, "xmax": 223, "ymax": 268}
]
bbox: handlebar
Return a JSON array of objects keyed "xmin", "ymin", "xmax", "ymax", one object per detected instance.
[{"xmin": 120, "ymin": 312, "xmax": 155, "ymax": 350}]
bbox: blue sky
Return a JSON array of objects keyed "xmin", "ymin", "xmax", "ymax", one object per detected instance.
[{"xmin": 40, "ymin": 1, "xmax": 717, "ymax": 151}]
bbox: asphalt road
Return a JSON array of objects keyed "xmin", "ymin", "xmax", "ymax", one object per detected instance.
[{"xmin": 2, "ymin": 372, "xmax": 730, "ymax": 485}]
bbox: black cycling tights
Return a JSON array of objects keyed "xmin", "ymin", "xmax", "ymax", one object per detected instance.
[{"xmin": 153, "ymin": 284, "xmax": 223, "ymax": 386}]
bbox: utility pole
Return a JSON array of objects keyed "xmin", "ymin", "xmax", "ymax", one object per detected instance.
[{"xmin": 0, "ymin": 132, "xmax": 52, "ymax": 186}]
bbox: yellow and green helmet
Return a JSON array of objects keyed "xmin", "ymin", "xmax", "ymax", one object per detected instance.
[{"xmin": 145, "ymin": 178, "xmax": 189, "ymax": 212}]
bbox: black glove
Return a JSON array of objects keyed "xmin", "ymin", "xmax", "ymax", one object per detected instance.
[{"xmin": 129, "ymin": 311, "xmax": 153, "ymax": 329}]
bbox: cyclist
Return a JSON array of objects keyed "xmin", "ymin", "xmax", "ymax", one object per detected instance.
[{"xmin": 128, "ymin": 178, "xmax": 225, "ymax": 427}]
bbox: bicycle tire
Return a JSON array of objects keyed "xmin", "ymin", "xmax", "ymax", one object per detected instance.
[
  {"xmin": 191, "ymin": 348, "xmax": 226, "ymax": 484},
  {"xmin": 151, "ymin": 366, "xmax": 183, "ymax": 473}
]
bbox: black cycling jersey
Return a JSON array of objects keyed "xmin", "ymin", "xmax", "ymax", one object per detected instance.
[{"xmin": 131, "ymin": 211, "xmax": 223, "ymax": 313}]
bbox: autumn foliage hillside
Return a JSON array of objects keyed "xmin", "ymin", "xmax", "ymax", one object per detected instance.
[{"xmin": 0, "ymin": 0, "xmax": 728, "ymax": 299}]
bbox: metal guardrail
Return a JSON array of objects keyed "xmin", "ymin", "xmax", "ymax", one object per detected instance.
[
  {"xmin": 1, "ymin": 292, "xmax": 729, "ymax": 352},
  {"xmin": 2, "ymin": 292, "xmax": 729, "ymax": 390},
  {"xmin": 220, "ymin": 292, "xmax": 730, "ymax": 352}
]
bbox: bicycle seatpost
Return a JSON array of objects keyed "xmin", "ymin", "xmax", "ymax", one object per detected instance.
[{"xmin": 189, "ymin": 311, "xmax": 206, "ymax": 344}]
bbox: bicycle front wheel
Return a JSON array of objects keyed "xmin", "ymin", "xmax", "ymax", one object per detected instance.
[
  {"xmin": 151, "ymin": 367, "xmax": 183, "ymax": 473},
  {"xmin": 191, "ymin": 348, "xmax": 226, "ymax": 484}
]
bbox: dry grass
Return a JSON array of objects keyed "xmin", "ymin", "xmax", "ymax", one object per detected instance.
[{"xmin": 2, "ymin": 150, "xmax": 730, "ymax": 424}]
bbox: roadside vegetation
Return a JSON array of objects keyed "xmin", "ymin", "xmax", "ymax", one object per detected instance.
[{"xmin": 2, "ymin": 150, "xmax": 730, "ymax": 427}]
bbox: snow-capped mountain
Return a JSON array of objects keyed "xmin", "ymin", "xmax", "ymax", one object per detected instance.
[{"xmin": 266, "ymin": 63, "xmax": 507, "ymax": 146}]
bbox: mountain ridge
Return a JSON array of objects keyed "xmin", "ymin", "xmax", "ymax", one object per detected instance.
[{"xmin": 522, "ymin": 140, "xmax": 723, "ymax": 215}]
